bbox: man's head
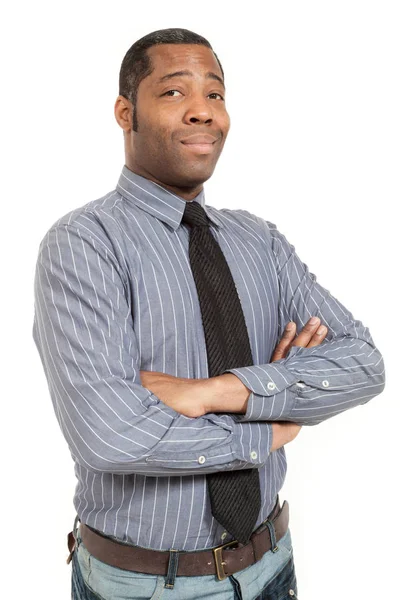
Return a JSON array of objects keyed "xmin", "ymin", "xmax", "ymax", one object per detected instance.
[{"xmin": 114, "ymin": 28, "xmax": 230, "ymax": 199}]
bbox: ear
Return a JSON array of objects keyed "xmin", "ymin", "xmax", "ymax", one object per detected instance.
[{"xmin": 114, "ymin": 95, "xmax": 133, "ymax": 132}]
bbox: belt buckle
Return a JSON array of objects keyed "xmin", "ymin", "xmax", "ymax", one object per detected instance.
[{"xmin": 212, "ymin": 539, "xmax": 239, "ymax": 581}]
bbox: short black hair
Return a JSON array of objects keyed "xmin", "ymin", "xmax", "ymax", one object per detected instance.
[{"xmin": 119, "ymin": 28, "xmax": 224, "ymax": 131}]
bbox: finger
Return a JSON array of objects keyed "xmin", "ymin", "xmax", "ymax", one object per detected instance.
[
  {"xmin": 271, "ymin": 322, "xmax": 296, "ymax": 360},
  {"xmin": 307, "ymin": 324, "xmax": 328, "ymax": 348},
  {"xmin": 291, "ymin": 317, "xmax": 321, "ymax": 347}
]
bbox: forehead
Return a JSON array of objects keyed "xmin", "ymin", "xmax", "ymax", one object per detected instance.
[{"xmin": 146, "ymin": 44, "xmax": 222, "ymax": 79}]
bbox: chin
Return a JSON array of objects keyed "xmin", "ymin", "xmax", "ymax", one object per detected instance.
[{"xmin": 182, "ymin": 165, "xmax": 216, "ymax": 186}]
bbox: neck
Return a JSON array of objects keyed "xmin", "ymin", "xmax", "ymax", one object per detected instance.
[{"xmin": 125, "ymin": 162, "xmax": 203, "ymax": 201}]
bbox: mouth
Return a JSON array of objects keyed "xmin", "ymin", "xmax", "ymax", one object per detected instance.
[
  {"xmin": 180, "ymin": 135, "xmax": 219, "ymax": 155},
  {"xmin": 180, "ymin": 141, "xmax": 217, "ymax": 154}
]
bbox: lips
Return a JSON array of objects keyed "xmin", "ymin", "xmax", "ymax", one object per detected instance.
[
  {"xmin": 180, "ymin": 134, "xmax": 219, "ymax": 154},
  {"xmin": 180, "ymin": 134, "xmax": 218, "ymax": 144}
]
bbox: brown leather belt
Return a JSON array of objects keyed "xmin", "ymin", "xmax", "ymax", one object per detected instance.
[{"xmin": 71, "ymin": 498, "xmax": 289, "ymax": 581}]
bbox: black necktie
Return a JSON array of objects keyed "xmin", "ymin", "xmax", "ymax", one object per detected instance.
[{"xmin": 182, "ymin": 200, "xmax": 261, "ymax": 545}]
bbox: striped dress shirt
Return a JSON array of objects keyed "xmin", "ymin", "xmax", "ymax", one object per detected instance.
[{"xmin": 32, "ymin": 164, "xmax": 385, "ymax": 551}]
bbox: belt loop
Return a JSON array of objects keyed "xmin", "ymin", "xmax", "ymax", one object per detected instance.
[
  {"xmin": 67, "ymin": 515, "xmax": 81, "ymax": 564},
  {"xmin": 73, "ymin": 515, "xmax": 81, "ymax": 546},
  {"xmin": 164, "ymin": 549, "xmax": 180, "ymax": 589},
  {"xmin": 265, "ymin": 519, "xmax": 279, "ymax": 553}
]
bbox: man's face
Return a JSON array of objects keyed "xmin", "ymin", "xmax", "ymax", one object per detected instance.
[{"xmin": 126, "ymin": 43, "xmax": 230, "ymax": 189}]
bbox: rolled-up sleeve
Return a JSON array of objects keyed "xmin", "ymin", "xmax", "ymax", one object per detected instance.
[
  {"xmin": 32, "ymin": 220, "xmax": 273, "ymax": 475},
  {"xmin": 224, "ymin": 220, "xmax": 386, "ymax": 425}
]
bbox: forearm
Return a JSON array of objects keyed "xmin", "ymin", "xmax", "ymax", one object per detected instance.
[
  {"xmin": 222, "ymin": 336, "xmax": 385, "ymax": 425},
  {"xmin": 201, "ymin": 336, "xmax": 385, "ymax": 426}
]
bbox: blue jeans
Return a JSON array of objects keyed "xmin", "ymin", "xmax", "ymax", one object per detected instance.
[{"xmin": 71, "ymin": 525, "xmax": 298, "ymax": 600}]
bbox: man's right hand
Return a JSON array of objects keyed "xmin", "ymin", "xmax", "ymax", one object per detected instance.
[{"xmin": 269, "ymin": 317, "xmax": 328, "ymax": 452}]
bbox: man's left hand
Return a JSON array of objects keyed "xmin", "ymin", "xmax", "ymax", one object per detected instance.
[{"xmin": 270, "ymin": 317, "xmax": 327, "ymax": 362}]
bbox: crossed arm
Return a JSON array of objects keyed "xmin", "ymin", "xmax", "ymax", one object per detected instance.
[
  {"xmin": 140, "ymin": 215, "xmax": 385, "ymax": 450},
  {"xmin": 141, "ymin": 316, "xmax": 329, "ymax": 452},
  {"xmin": 33, "ymin": 218, "xmax": 385, "ymax": 476}
]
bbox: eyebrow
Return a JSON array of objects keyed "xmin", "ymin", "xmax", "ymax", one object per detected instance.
[{"xmin": 157, "ymin": 70, "xmax": 225, "ymax": 90}]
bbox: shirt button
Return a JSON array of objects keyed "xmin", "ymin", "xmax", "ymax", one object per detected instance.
[
  {"xmin": 289, "ymin": 590, "xmax": 295, "ymax": 596},
  {"xmin": 221, "ymin": 531, "xmax": 227, "ymax": 540},
  {"xmin": 296, "ymin": 382, "xmax": 306, "ymax": 388},
  {"xmin": 250, "ymin": 451, "xmax": 258, "ymax": 459},
  {"xmin": 322, "ymin": 380, "xmax": 329, "ymax": 387},
  {"xmin": 198, "ymin": 456, "xmax": 206, "ymax": 464},
  {"xmin": 267, "ymin": 382, "xmax": 276, "ymax": 391}
]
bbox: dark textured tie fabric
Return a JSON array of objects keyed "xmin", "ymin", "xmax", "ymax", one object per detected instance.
[{"xmin": 182, "ymin": 200, "xmax": 261, "ymax": 545}]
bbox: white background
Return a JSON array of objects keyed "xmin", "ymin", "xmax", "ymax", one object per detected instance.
[{"xmin": 1, "ymin": 1, "xmax": 399, "ymax": 599}]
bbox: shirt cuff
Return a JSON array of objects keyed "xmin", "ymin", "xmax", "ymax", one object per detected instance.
[
  {"xmin": 231, "ymin": 421, "xmax": 273, "ymax": 465},
  {"xmin": 224, "ymin": 347, "xmax": 302, "ymax": 421}
]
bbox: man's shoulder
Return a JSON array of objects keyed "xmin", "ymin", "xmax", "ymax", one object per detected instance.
[
  {"xmin": 34, "ymin": 189, "xmax": 133, "ymax": 287},
  {"xmin": 36, "ymin": 189, "xmax": 127, "ymax": 252},
  {"xmin": 46, "ymin": 190, "xmax": 122, "ymax": 231}
]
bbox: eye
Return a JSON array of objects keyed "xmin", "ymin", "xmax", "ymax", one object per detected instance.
[
  {"xmin": 162, "ymin": 90, "xmax": 182, "ymax": 97},
  {"xmin": 209, "ymin": 92, "xmax": 225, "ymax": 101}
]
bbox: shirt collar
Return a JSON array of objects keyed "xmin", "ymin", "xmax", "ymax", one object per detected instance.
[{"xmin": 116, "ymin": 165, "xmax": 224, "ymax": 231}]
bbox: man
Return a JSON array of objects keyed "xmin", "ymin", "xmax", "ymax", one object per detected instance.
[{"xmin": 32, "ymin": 28, "xmax": 385, "ymax": 600}]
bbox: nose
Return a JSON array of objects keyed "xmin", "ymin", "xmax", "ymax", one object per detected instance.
[{"xmin": 183, "ymin": 95, "xmax": 213, "ymax": 125}]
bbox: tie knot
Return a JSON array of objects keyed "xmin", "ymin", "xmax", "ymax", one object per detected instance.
[{"xmin": 181, "ymin": 201, "xmax": 210, "ymax": 229}]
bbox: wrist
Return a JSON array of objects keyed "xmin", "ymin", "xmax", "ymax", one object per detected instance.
[{"xmin": 205, "ymin": 373, "xmax": 250, "ymax": 414}]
